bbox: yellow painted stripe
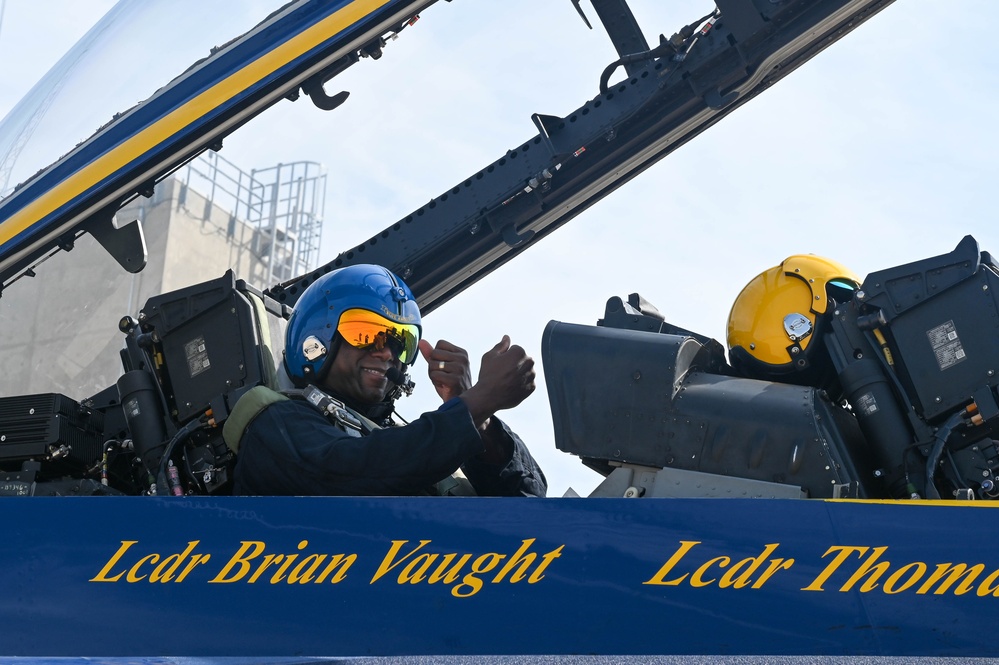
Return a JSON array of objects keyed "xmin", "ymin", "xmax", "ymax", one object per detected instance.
[
  {"xmin": 0, "ymin": 0, "xmax": 390, "ymax": 247},
  {"xmin": 823, "ymin": 498, "xmax": 999, "ymax": 508}
]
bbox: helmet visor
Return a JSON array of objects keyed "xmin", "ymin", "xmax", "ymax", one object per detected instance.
[{"xmin": 337, "ymin": 308, "xmax": 420, "ymax": 364}]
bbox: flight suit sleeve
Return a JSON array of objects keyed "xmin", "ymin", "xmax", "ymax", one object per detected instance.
[{"xmin": 460, "ymin": 418, "xmax": 548, "ymax": 497}]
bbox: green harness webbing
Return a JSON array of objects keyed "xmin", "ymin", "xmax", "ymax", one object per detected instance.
[{"xmin": 222, "ymin": 385, "xmax": 289, "ymax": 454}]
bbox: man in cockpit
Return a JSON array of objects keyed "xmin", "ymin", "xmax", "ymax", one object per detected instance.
[{"xmin": 226, "ymin": 264, "xmax": 546, "ymax": 497}]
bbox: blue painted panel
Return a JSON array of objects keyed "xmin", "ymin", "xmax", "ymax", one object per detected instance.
[
  {"xmin": 0, "ymin": 0, "xmax": 425, "ymax": 267},
  {"xmin": 0, "ymin": 497, "xmax": 994, "ymax": 657}
]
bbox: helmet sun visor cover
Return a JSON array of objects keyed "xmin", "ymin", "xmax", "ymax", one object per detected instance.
[
  {"xmin": 727, "ymin": 254, "xmax": 859, "ymax": 375},
  {"xmin": 284, "ymin": 264, "xmax": 422, "ymax": 386}
]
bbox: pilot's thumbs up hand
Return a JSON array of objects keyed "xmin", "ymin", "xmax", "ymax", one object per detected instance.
[
  {"xmin": 459, "ymin": 336, "xmax": 535, "ymax": 427},
  {"xmin": 477, "ymin": 335, "xmax": 536, "ymax": 410}
]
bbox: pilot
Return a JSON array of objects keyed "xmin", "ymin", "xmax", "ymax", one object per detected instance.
[
  {"xmin": 227, "ymin": 264, "xmax": 546, "ymax": 497},
  {"xmin": 726, "ymin": 253, "xmax": 860, "ymax": 388}
]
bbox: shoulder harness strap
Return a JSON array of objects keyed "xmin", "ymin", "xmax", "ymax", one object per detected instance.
[
  {"xmin": 222, "ymin": 385, "xmax": 289, "ymax": 454},
  {"xmin": 297, "ymin": 385, "xmax": 379, "ymax": 434}
]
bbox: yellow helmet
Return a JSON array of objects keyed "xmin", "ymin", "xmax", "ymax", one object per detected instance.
[{"xmin": 727, "ymin": 254, "xmax": 860, "ymax": 381}]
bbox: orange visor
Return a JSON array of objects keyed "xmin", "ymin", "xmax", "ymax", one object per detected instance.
[{"xmin": 337, "ymin": 308, "xmax": 420, "ymax": 364}]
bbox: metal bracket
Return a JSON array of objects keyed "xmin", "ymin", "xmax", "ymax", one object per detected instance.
[
  {"xmin": 532, "ymin": 113, "xmax": 570, "ymax": 158},
  {"xmin": 477, "ymin": 211, "xmax": 536, "ymax": 249},
  {"xmin": 301, "ymin": 54, "xmax": 358, "ymax": 111},
  {"xmin": 704, "ymin": 87, "xmax": 739, "ymax": 110},
  {"xmin": 83, "ymin": 208, "xmax": 147, "ymax": 274},
  {"xmin": 501, "ymin": 224, "xmax": 535, "ymax": 248},
  {"xmin": 569, "ymin": 0, "xmax": 592, "ymax": 29},
  {"xmin": 304, "ymin": 84, "xmax": 350, "ymax": 112}
]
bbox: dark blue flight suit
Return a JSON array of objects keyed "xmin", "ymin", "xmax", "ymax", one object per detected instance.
[{"xmin": 232, "ymin": 392, "xmax": 546, "ymax": 497}]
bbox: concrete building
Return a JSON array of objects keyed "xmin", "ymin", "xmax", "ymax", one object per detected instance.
[{"xmin": 0, "ymin": 154, "xmax": 326, "ymax": 400}]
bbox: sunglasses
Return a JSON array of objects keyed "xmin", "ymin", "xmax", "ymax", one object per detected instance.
[{"xmin": 337, "ymin": 308, "xmax": 419, "ymax": 364}]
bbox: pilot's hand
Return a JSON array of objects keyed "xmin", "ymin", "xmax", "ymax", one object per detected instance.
[
  {"xmin": 419, "ymin": 338, "xmax": 472, "ymax": 403},
  {"xmin": 460, "ymin": 336, "xmax": 535, "ymax": 426}
]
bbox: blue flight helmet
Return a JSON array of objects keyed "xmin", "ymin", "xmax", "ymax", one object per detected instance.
[{"xmin": 284, "ymin": 264, "xmax": 422, "ymax": 392}]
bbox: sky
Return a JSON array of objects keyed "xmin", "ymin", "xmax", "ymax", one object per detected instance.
[{"xmin": 1, "ymin": 0, "xmax": 998, "ymax": 498}]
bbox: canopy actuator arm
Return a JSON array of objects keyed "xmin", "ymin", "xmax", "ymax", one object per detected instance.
[{"xmin": 585, "ymin": 0, "xmax": 650, "ymax": 76}]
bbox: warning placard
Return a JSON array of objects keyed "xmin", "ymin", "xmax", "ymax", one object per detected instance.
[{"xmin": 926, "ymin": 320, "xmax": 966, "ymax": 371}]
